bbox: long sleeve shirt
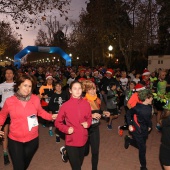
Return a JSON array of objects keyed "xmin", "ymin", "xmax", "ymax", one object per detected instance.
[
  {"xmin": 0, "ymin": 94, "xmax": 52, "ymax": 142},
  {"xmin": 126, "ymin": 103, "xmax": 152, "ymax": 135}
]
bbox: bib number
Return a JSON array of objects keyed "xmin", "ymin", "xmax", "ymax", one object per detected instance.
[{"xmin": 27, "ymin": 114, "xmax": 38, "ymax": 131}]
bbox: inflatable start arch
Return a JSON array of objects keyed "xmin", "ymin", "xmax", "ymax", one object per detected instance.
[{"xmin": 14, "ymin": 46, "xmax": 71, "ymax": 68}]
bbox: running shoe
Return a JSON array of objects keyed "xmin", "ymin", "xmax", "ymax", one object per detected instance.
[
  {"xmin": 107, "ymin": 124, "xmax": 112, "ymax": 130},
  {"xmin": 124, "ymin": 135, "xmax": 130, "ymax": 149},
  {"xmin": 156, "ymin": 125, "xmax": 162, "ymax": 132},
  {"xmin": 60, "ymin": 146, "xmax": 68, "ymax": 162},
  {"xmin": 4, "ymin": 154, "xmax": 10, "ymax": 165},
  {"xmin": 56, "ymin": 136, "xmax": 60, "ymax": 143},
  {"xmin": 118, "ymin": 126, "xmax": 123, "ymax": 136},
  {"xmin": 42, "ymin": 124, "xmax": 46, "ymax": 128},
  {"xmin": 49, "ymin": 130, "xmax": 54, "ymax": 136}
]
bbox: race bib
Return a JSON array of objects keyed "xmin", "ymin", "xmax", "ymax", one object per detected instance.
[
  {"xmin": 27, "ymin": 114, "xmax": 38, "ymax": 131},
  {"xmin": 107, "ymin": 86, "xmax": 110, "ymax": 91},
  {"xmin": 45, "ymin": 97, "xmax": 51, "ymax": 103}
]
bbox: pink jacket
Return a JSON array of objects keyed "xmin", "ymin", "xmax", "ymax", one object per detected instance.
[
  {"xmin": 0, "ymin": 94, "xmax": 52, "ymax": 142},
  {"xmin": 55, "ymin": 97, "xmax": 92, "ymax": 147}
]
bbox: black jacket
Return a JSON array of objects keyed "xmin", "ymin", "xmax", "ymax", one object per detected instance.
[
  {"xmin": 126, "ymin": 103, "xmax": 152, "ymax": 135},
  {"xmin": 100, "ymin": 76, "xmax": 114, "ymax": 94}
]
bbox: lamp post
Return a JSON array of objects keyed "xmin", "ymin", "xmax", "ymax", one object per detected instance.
[
  {"xmin": 108, "ymin": 45, "xmax": 113, "ymax": 66},
  {"xmin": 76, "ymin": 57, "xmax": 79, "ymax": 67}
]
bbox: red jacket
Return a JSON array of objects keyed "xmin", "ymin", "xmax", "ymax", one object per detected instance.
[
  {"xmin": 55, "ymin": 97, "xmax": 92, "ymax": 147},
  {"xmin": 0, "ymin": 94, "xmax": 52, "ymax": 142}
]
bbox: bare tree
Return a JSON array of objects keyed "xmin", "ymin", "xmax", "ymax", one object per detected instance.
[{"xmin": 0, "ymin": 0, "xmax": 70, "ymax": 28}]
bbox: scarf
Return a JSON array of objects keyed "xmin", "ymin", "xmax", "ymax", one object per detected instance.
[
  {"xmin": 14, "ymin": 90, "xmax": 32, "ymax": 101},
  {"xmin": 85, "ymin": 93, "xmax": 97, "ymax": 101},
  {"xmin": 85, "ymin": 93, "xmax": 100, "ymax": 110}
]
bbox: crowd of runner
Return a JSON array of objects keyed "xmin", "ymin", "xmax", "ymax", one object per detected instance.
[{"xmin": 0, "ymin": 63, "xmax": 170, "ymax": 170}]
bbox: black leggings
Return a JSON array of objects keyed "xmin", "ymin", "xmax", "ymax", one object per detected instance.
[
  {"xmin": 85, "ymin": 125, "xmax": 100, "ymax": 170},
  {"xmin": 66, "ymin": 145, "xmax": 85, "ymax": 170},
  {"xmin": 89, "ymin": 126, "xmax": 100, "ymax": 170},
  {"xmin": 8, "ymin": 137, "xmax": 39, "ymax": 170},
  {"xmin": 129, "ymin": 133, "xmax": 148, "ymax": 168}
]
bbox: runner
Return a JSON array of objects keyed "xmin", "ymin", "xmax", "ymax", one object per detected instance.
[
  {"xmin": 0, "ymin": 67, "xmax": 15, "ymax": 165},
  {"xmin": 0, "ymin": 74, "xmax": 57, "ymax": 170},
  {"xmin": 125, "ymin": 89, "xmax": 153, "ymax": 170},
  {"xmin": 55, "ymin": 81, "xmax": 92, "ymax": 170},
  {"xmin": 48, "ymin": 82, "xmax": 69, "ymax": 142}
]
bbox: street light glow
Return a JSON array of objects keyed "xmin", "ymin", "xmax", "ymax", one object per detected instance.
[{"xmin": 108, "ymin": 45, "xmax": 113, "ymax": 51}]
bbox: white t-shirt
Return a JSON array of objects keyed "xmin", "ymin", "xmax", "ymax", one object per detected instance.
[
  {"xmin": 128, "ymin": 73, "xmax": 135, "ymax": 81},
  {"xmin": 120, "ymin": 78, "xmax": 128, "ymax": 90},
  {"xmin": 133, "ymin": 78, "xmax": 140, "ymax": 84},
  {"xmin": 67, "ymin": 78, "xmax": 75, "ymax": 86},
  {"xmin": 0, "ymin": 82, "xmax": 15, "ymax": 108}
]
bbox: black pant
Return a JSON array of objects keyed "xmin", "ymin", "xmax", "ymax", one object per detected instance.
[
  {"xmin": 130, "ymin": 133, "xmax": 148, "ymax": 168},
  {"xmin": 66, "ymin": 145, "xmax": 85, "ymax": 170},
  {"xmin": 119, "ymin": 106, "xmax": 129, "ymax": 130},
  {"xmin": 8, "ymin": 137, "xmax": 39, "ymax": 170},
  {"xmin": 40, "ymin": 106, "xmax": 49, "ymax": 125},
  {"xmin": 86, "ymin": 125, "xmax": 100, "ymax": 170}
]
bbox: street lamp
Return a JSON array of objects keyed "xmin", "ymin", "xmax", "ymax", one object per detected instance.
[
  {"xmin": 69, "ymin": 53, "xmax": 72, "ymax": 57},
  {"xmin": 76, "ymin": 57, "xmax": 79, "ymax": 66},
  {"xmin": 108, "ymin": 45, "xmax": 113, "ymax": 65},
  {"xmin": 108, "ymin": 45, "xmax": 113, "ymax": 51}
]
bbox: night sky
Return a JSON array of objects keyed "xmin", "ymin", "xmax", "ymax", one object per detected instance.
[{"xmin": 3, "ymin": 0, "xmax": 87, "ymax": 47}]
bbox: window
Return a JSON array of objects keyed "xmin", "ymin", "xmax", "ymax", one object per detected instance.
[
  {"xmin": 161, "ymin": 60, "xmax": 163, "ymax": 64},
  {"xmin": 158, "ymin": 60, "xmax": 160, "ymax": 64}
]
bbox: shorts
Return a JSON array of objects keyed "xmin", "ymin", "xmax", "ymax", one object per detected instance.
[
  {"xmin": 107, "ymin": 108, "xmax": 118, "ymax": 116},
  {"xmin": 154, "ymin": 99, "xmax": 165, "ymax": 111},
  {"xmin": 160, "ymin": 144, "xmax": 170, "ymax": 166}
]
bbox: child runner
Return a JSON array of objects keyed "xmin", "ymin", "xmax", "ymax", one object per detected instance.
[
  {"xmin": 55, "ymin": 81, "xmax": 92, "ymax": 170},
  {"xmin": 59, "ymin": 80, "xmax": 110, "ymax": 169},
  {"xmin": 48, "ymin": 82, "xmax": 69, "ymax": 141},
  {"xmin": 118, "ymin": 81, "xmax": 136, "ymax": 136},
  {"xmin": 133, "ymin": 73, "xmax": 141, "ymax": 84},
  {"xmin": 124, "ymin": 89, "xmax": 153, "ymax": 170},
  {"xmin": 107, "ymin": 82, "xmax": 119, "ymax": 130}
]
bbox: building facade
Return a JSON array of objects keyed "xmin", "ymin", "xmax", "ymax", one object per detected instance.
[{"xmin": 148, "ymin": 55, "xmax": 170, "ymax": 72}]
